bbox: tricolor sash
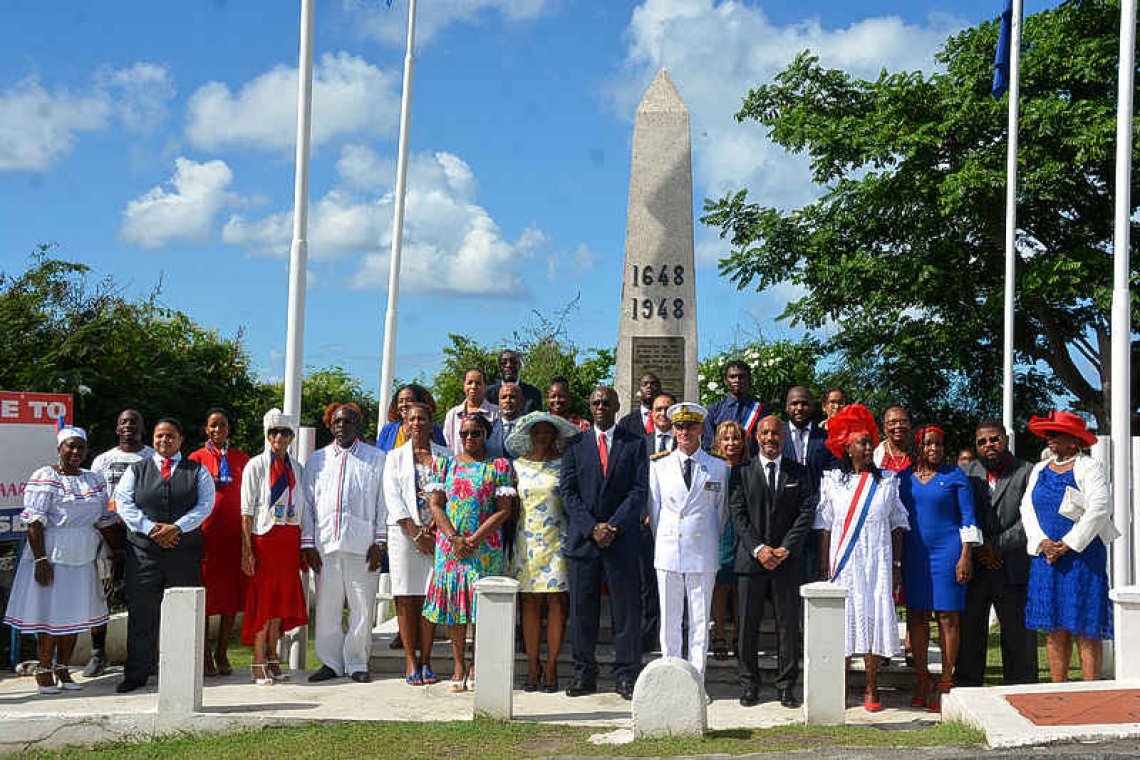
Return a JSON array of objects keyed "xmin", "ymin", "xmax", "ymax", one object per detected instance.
[
  {"xmin": 741, "ymin": 401, "xmax": 764, "ymax": 437},
  {"xmin": 829, "ymin": 472, "xmax": 879, "ymax": 582}
]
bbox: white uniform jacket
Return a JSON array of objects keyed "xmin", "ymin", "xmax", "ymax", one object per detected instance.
[
  {"xmin": 301, "ymin": 440, "xmax": 387, "ymax": 555},
  {"xmin": 383, "ymin": 440, "xmax": 451, "ymax": 527},
  {"xmin": 648, "ymin": 448, "xmax": 729, "ymax": 575}
]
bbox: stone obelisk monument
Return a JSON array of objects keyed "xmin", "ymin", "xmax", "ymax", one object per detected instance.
[{"xmin": 615, "ymin": 70, "xmax": 698, "ymax": 410}]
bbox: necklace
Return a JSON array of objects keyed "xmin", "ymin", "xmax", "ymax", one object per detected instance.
[{"xmin": 1052, "ymin": 454, "xmax": 1078, "ymax": 466}]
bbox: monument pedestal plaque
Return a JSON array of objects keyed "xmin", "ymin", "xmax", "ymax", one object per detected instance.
[{"xmin": 615, "ymin": 70, "xmax": 698, "ymax": 408}]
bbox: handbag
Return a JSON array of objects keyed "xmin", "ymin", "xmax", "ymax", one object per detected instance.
[{"xmin": 1058, "ymin": 486, "xmax": 1085, "ymax": 522}]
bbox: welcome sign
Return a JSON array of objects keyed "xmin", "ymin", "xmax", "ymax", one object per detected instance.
[{"xmin": 0, "ymin": 391, "xmax": 73, "ymax": 542}]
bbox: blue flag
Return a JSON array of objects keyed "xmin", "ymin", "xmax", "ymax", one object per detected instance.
[{"xmin": 993, "ymin": 0, "xmax": 1013, "ymax": 99}]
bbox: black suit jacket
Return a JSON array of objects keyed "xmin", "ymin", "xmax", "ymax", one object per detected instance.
[
  {"xmin": 729, "ymin": 456, "xmax": 815, "ymax": 576},
  {"xmin": 783, "ymin": 422, "xmax": 838, "ymax": 496},
  {"xmin": 485, "ymin": 381, "xmax": 543, "ymax": 414},
  {"xmin": 558, "ymin": 426, "xmax": 648, "ymax": 560},
  {"xmin": 617, "ymin": 408, "xmax": 652, "ymax": 439},
  {"xmin": 963, "ymin": 456, "xmax": 1032, "ymax": 584}
]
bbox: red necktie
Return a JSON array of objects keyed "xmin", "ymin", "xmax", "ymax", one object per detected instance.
[
  {"xmin": 598, "ymin": 433, "xmax": 609, "ymax": 476},
  {"xmin": 161, "ymin": 458, "xmax": 173, "ymax": 480},
  {"xmin": 644, "ymin": 416, "xmax": 654, "ymax": 434}
]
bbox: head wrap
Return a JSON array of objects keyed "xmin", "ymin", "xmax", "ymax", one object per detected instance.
[
  {"xmin": 56, "ymin": 426, "xmax": 87, "ymax": 446},
  {"xmin": 912, "ymin": 425, "xmax": 946, "ymax": 451},
  {"xmin": 824, "ymin": 404, "xmax": 880, "ymax": 460},
  {"xmin": 263, "ymin": 408, "xmax": 299, "ymax": 435}
]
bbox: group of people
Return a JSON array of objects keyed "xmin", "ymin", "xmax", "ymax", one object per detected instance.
[{"xmin": 2, "ymin": 349, "xmax": 1120, "ymax": 713}]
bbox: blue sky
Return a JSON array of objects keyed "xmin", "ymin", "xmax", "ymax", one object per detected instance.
[{"xmin": 0, "ymin": 0, "xmax": 1058, "ymax": 399}]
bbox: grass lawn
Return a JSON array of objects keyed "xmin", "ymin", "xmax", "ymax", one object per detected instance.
[
  {"xmin": 20, "ymin": 718, "xmax": 984, "ymax": 760},
  {"xmin": 983, "ymin": 628, "xmax": 1083, "ymax": 684}
]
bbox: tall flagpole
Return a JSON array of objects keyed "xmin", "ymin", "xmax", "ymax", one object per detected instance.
[
  {"xmin": 1002, "ymin": 0, "xmax": 1022, "ymax": 453},
  {"xmin": 378, "ymin": 0, "xmax": 418, "ymax": 432},
  {"xmin": 1111, "ymin": 0, "xmax": 1136, "ymax": 590},
  {"xmin": 284, "ymin": 0, "xmax": 315, "ymax": 420}
]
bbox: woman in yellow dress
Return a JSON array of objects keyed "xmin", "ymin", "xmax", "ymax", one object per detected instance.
[{"xmin": 506, "ymin": 412, "xmax": 582, "ymax": 693}]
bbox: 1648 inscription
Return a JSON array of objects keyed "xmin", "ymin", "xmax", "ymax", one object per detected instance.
[
  {"xmin": 631, "ymin": 336, "xmax": 685, "ymax": 404},
  {"xmin": 629, "ymin": 264, "xmax": 685, "ymax": 320}
]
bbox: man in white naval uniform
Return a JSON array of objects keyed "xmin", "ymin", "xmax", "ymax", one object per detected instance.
[
  {"xmin": 301, "ymin": 403, "xmax": 388, "ymax": 683},
  {"xmin": 647, "ymin": 402, "xmax": 729, "ymax": 679}
]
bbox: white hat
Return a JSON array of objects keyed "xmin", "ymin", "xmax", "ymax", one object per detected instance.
[
  {"xmin": 263, "ymin": 408, "xmax": 299, "ymax": 435},
  {"xmin": 666, "ymin": 402, "xmax": 708, "ymax": 426},
  {"xmin": 56, "ymin": 426, "xmax": 87, "ymax": 446},
  {"xmin": 506, "ymin": 412, "xmax": 583, "ymax": 457}
]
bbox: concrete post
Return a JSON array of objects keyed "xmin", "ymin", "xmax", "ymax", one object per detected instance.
[
  {"xmin": 1109, "ymin": 586, "xmax": 1140, "ymax": 680},
  {"xmin": 158, "ymin": 587, "xmax": 204, "ymax": 715},
  {"xmin": 801, "ymin": 581, "xmax": 848, "ymax": 726},
  {"xmin": 473, "ymin": 576, "xmax": 519, "ymax": 719}
]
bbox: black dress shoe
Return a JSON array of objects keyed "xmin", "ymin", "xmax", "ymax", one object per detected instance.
[
  {"xmin": 350, "ymin": 671, "xmax": 371, "ymax": 683},
  {"xmin": 739, "ymin": 688, "xmax": 760, "ymax": 707},
  {"xmin": 541, "ymin": 681, "xmax": 559, "ymax": 694},
  {"xmin": 778, "ymin": 688, "xmax": 800, "ymax": 708},
  {"xmin": 616, "ymin": 679, "xmax": 634, "ymax": 701},
  {"xmin": 116, "ymin": 678, "xmax": 147, "ymax": 694},
  {"xmin": 307, "ymin": 665, "xmax": 340, "ymax": 683},
  {"xmin": 566, "ymin": 678, "xmax": 597, "ymax": 697}
]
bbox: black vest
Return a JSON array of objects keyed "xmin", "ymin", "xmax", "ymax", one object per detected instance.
[{"xmin": 129, "ymin": 456, "xmax": 202, "ymax": 536}]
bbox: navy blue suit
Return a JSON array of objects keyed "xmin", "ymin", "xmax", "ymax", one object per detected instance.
[
  {"xmin": 558, "ymin": 426, "xmax": 648, "ymax": 682},
  {"xmin": 783, "ymin": 421, "xmax": 837, "ymax": 581},
  {"xmin": 702, "ymin": 395, "xmax": 766, "ymax": 457}
]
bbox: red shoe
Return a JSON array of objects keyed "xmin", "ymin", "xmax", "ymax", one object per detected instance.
[
  {"xmin": 863, "ymin": 688, "xmax": 883, "ymax": 712},
  {"xmin": 911, "ymin": 672, "xmax": 932, "ymax": 708},
  {"xmin": 926, "ymin": 681, "xmax": 952, "ymax": 713}
]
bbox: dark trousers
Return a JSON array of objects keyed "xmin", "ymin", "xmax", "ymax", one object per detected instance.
[
  {"xmin": 955, "ymin": 567, "xmax": 1037, "ymax": 687},
  {"xmin": 568, "ymin": 545, "xmax": 642, "ymax": 682},
  {"xmin": 737, "ymin": 569, "xmax": 800, "ymax": 691},
  {"xmin": 638, "ymin": 522, "xmax": 659, "ymax": 649},
  {"xmin": 124, "ymin": 536, "xmax": 203, "ymax": 682}
]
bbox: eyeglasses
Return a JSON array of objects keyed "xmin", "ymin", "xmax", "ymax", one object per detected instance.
[
  {"xmin": 976, "ymin": 435, "xmax": 1003, "ymax": 446},
  {"xmin": 458, "ymin": 430, "xmax": 485, "ymax": 440}
]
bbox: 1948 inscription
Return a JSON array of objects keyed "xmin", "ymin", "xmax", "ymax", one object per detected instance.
[{"xmin": 629, "ymin": 264, "xmax": 685, "ymax": 320}]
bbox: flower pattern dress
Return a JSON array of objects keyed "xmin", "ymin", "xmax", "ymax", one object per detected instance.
[
  {"xmin": 422, "ymin": 456, "xmax": 514, "ymax": 624},
  {"xmin": 510, "ymin": 458, "xmax": 568, "ymax": 592}
]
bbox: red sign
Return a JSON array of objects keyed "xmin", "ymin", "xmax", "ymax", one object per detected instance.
[{"xmin": 0, "ymin": 391, "xmax": 73, "ymax": 426}]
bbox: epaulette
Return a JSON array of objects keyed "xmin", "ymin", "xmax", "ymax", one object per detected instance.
[{"xmin": 650, "ymin": 450, "xmax": 671, "ymax": 461}]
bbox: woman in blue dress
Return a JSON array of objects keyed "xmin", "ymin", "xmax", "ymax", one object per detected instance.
[
  {"xmin": 899, "ymin": 426, "xmax": 981, "ymax": 711},
  {"xmin": 376, "ymin": 383, "xmax": 445, "ymax": 452},
  {"xmin": 1021, "ymin": 411, "xmax": 1117, "ymax": 682}
]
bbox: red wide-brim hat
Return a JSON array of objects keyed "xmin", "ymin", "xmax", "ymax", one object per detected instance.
[
  {"xmin": 1027, "ymin": 410, "xmax": 1097, "ymax": 449},
  {"xmin": 825, "ymin": 404, "xmax": 881, "ymax": 460}
]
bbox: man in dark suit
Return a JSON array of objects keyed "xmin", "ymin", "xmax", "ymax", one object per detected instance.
[
  {"xmin": 617, "ymin": 373, "xmax": 661, "ymax": 438},
  {"xmin": 559, "ymin": 386, "xmax": 649, "ymax": 700},
  {"xmin": 782, "ymin": 386, "xmax": 836, "ymax": 581},
  {"xmin": 486, "ymin": 383, "xmax": 524, "ymax": 459},
  {"xmin": 956, "ymin": 420, "xmax": 1037, "ymax": 686},
  {"xmin": 639, "ymin": 391, "xmax": 675, "ymax": 651},
  {"xmin": 731, "ymin": 415, "xmax": 814, "ymax": 708},
  {"xmin": 484, "ymin": 349, "xmax": 543, "ymax": 413}
]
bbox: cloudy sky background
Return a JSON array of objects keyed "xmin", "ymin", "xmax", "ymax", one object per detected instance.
[{"xmin": 0, "ymin": 0, "xmax": 1057, "ymax": 395}]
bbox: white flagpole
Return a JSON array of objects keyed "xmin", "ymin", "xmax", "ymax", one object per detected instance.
[
  {"xmin": 1002, "ymin": 0, "xmax": 1022, "ymax": 453},
  {"xmin": 284, "ymin": 0, "xmax": 315, "ymax": 420},
  {"xmin": 1111, "ymin": 0, "xmax": 1136, "ymax": 591},
  {"xmin": 378, "ymin": 0, "xmax": 418, "ymax": 432}
]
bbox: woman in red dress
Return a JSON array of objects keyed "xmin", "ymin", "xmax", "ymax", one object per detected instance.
[{"xmin": 190, "ymin": 407, "xmax": 250, "ymax": 676}]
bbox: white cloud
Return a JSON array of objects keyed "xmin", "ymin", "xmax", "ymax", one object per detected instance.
[
  {"xmin": 224, "ymin": 150, "xmax": 546, "ymax": 298},
  {"xmin": 121, "ymin": 157, "xmax": 242, "ymax": 248},
  {"xmin": 345, "ymin": 0, "xmax": 551, "ymax": 47},
  {"xmin": 97, "ymin": 62, "xmax": 176, "ymax": 132},
  {"xmin": 185, "ymin": 52, "xmax": 400, "ymax": 152},
  {"xmin": 609, "ymin": 0, "xmax": 963, "ymax": 263},
  {"xmin": 336, "ymin": 143, "xmax": 396, "ymax": 190}
]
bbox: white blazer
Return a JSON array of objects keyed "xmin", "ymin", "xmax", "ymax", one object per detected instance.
[
  {"xmin": 240, "ymin": 451, "xmax": 307, "ymax": 537},
  {"xmin": 383, "ymin": 440, "xmax": 451, "ymax": 527},
  {"xmin": 1020, "ymin": 454, "xmax": 1120, "ymax": 555},
  {"xmin": 648, "ymin": 448, "xmax": 729, "ymax": 575}
]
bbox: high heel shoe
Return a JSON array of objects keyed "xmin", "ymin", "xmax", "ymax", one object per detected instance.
[
  {"xmin": 251, "ymin": 663, "xmax": 274, "ymax": 686},
  {"xmin": 926, "ymin": 680, "xmax": 952, "ymax": 713},
  {"xmin": 911, "ymin": 671, "xmax": 933, "ymax": 708},
  {"xmin": 863, "ymin": 686, "xmax": 883, "ymax": 712},
  {"xmin": 523, "ymin": 664, "xmax": 543, "ymax": 693},
  {"xmin": 267, "ymin": 660, "xmax": 290, "ymax": 682}
]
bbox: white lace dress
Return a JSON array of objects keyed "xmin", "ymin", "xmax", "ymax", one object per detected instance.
[{"xmin": 813, "ymin": 470, "xmax": 910, "ymax": 657}]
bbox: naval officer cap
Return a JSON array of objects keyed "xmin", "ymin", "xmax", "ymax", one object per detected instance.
[{"xmin": 667, "ymin": 402, "xmax": 708, "ymax": 426}]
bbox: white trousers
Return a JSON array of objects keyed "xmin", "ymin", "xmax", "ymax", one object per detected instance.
[
  {"xmin": 655, "ymin": 569, "xmax": 716, "ymax": 676},
  {"xmin": 314, "ymin": 550, "xmax": 380, "ymax": 676}
]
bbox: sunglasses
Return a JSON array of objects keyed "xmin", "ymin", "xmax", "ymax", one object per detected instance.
[
  {"xmin": 976, "ymin": 435, "xmax": 1003, "ymax": 446},
  {"xmin": 458, "ymin": 430, "xmax": 485, "ymax": 440}
]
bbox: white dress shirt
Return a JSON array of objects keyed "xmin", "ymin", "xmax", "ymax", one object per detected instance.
[
  {"xmin": 653, "ymin": 430, "xmax": 675, "ymax": 453},
  {"xmin": 788, "ymin": 423, "xmax": 811, "ymax": 464},
  {"xmin": 115, "ymin": 452, "xmax": 216, "ymax": 535},
  {"xmin": 595, "ymin": 424, "xmax": 615, "ymax": 453},
  {"xmin": 301, "ymin": 440, "xmax": 387, "ymax": 554}
]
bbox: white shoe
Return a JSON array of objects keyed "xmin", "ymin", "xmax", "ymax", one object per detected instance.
[{"xmin": 35, "ymin": 668, "xmax": 60, "ymax": 695}]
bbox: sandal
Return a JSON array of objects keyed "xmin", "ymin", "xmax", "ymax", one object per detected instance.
[
  {"xmin": 926, "ymin": 680, "xmax": 952, "ymax": 713},
  {"xmin": 405, "ymin": 667, "xmax": 424, "ymax": 686},
  {"xmin": 267, "ymin": 660, "xmax": 290, "ymax": 682},
  {"xmin": 420, "ymin": 665, "xmax": 438, "ymax": 685},
  {"xmin": 35, "ymin": 667, "xmax": 60, "ymax": 695},
  {"xmin": 54, "ymin": 666, "xmax": 82, "ymax": 691},
  {"xmin": 203, "ymin": 648, "xmax": 218, "ymax": 677},
  {"xmin": 911, "ymin": 671, "xmax": 933, "ymax": 708},
  {"xmin": 251, "ymin": 663, "xmax": 274, "ymax": 686},
  {"xmin": 449, "ymin": 674, "xmax": 467, "ymax": 693},
  {"xmin": 215, "ymin": 652, "xmax": 233, "ymax": 677},
  {"xmin": 389, "ymin": 631, "xmax": 404, "ymax": 650},
  {"xmin": 711, "ymin": 638, "xmax": 730, "ymax": 661}
]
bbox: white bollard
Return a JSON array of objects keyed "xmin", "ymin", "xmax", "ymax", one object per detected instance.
[
  {"xmin": 473, "ymin": 576, "xmax": 519, "ymax": 719},
  {"xmin": 158, "ymin": 587, "xmax": 205, "ymax": 715},
  {"xmin": 632, "ymin": 657, "xmax": 707, "ymax": 738},
  {"xmin": 801, "ymin": 581, "xmax": 848, "ymax": 726},
  {"xmin": 1109, "ymin": 586, "xmax": 1140, "ymax": 680}
]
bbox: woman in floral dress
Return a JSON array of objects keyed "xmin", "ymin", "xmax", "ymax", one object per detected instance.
[{"xmin": 422, "ymin": 413, "xmax": 515, "ymax": 692}]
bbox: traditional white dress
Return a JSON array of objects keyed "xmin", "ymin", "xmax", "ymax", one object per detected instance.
[
  {"xmin": 3, "ymin": 467, "xmax": 116, "ymax": 634},
  {"xmin": 813, "ymin": 469, "xmax": 909, "ymax": 657}
]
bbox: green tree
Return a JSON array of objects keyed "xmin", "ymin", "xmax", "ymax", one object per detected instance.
[
  {"xmin": 698, "ymin": 336, "xmax": 826, "ymax": 411},
  {"xmin": 257, "ymin": 366, "xmax": 381, "ymax": 451},
  {"xmin": 0, "ymin": 246, "xmax": 265, "ymax": 456},
  {"xmin": 703, "ymin": 0, "xmax": 1138, "ymax": 434}
]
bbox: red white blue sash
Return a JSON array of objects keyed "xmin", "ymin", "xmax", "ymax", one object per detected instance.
[
  {"xmin": 829, "ymin": 472, "xmax": 879, "ymax": 582},
  {"xmin": 742, "ymin": 401, "xmax": 764, "ymax": 437}
]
